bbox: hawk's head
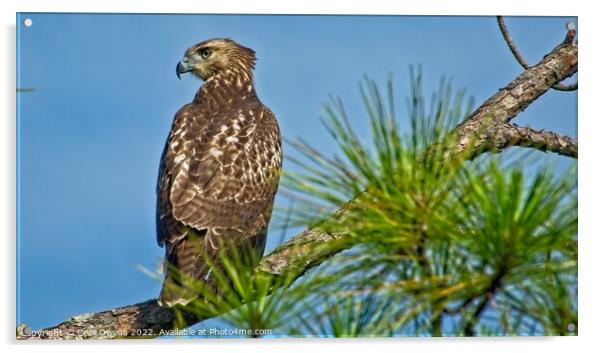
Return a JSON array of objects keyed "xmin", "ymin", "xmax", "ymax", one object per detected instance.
[{"xmin": 176, "ymin": 38, "xmax": 256, "ymax": 81}]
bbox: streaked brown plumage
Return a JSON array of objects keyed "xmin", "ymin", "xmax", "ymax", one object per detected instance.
[{"xmin": 156, "ymin": 38, "xmax": 282, "ymax": 307}]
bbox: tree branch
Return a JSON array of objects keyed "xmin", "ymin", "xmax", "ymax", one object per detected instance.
[
  {"xmin": 17, "ymin": 229, "xmax": 347, "ymax": 340},
  {"xmin": 496, "ymin": 16, "xmax": 530, "ymax": 70},
  {"xmin": 496, "ymin": 16, "xmax": 577, "ymax": 92},
  {"xmin": 453, "ymin": 41, "xmax": 577, "ymax": 158},
  {"xmin": 491, "ymin": 124, "xmax": 577, "ymax": 158},
  {"xmin": 17, "ymin": 27, "xmax": 578, "ymax": 340}
]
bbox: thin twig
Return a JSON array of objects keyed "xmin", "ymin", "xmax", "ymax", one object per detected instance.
[
  {"xmin": 496, "ymin": 16, "xmax": 530, "ymax": 70},
  {"xmin": 552, "ymin": 82, "xmax": 578, "ymax": 91}
]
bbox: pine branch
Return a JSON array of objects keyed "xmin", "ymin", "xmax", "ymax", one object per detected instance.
[
  {"xmin": 492, "ymin": 124, "xmax": 577, "ymax": 158},
  {"xmin": 496, "ymin": 16, "xmax": 577, "ymax": 92},
  {"xmin": 17, "ymin": 26, "xmax": 578, "ymax": 340},
  {"xmin": 17, "ymin": 229, "xmax": 345, "ymax": 340},
  {"xmin": 453, "ymin": 41, "xmax": 577, "ymax": 158}
]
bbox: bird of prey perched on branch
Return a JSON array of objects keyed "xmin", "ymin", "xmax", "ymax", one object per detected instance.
[{"xmin": 156, "ymin": 38, "xmax": 282, "ymax": 307}]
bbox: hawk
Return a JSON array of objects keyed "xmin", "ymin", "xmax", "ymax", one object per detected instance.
[{"xmin": 156, "ymin": 38, "xmax": 282, "ymax": 307}]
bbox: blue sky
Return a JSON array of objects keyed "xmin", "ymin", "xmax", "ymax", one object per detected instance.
[{"xmin": 16, "ymin": 14, "xmax": 576, "ymax": 331}]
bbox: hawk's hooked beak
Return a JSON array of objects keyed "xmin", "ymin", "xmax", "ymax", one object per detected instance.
[{"xmin": 176, "ymin": 58, "xmax": 194, "ymax": 80}]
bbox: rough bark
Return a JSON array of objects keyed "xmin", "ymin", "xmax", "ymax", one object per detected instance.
[
  {"xmin": 453, "ymin": 42, "xmax": 577, "ymax": 158},
  {"xmin": 490, "ymin": 124, "xmax": 577, "ymax": 158},
  {"xmin": 17, "ymin": 31, "xmax": 578, "ymax": 341},
  {"xmin": 496, "ymin": 16, "xmax": 578, "ymax": 92}
]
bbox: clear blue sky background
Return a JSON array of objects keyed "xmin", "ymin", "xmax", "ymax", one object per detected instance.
[{"xmin": 16, "ymin": 14, "xmax": 576, "ymax": 331}]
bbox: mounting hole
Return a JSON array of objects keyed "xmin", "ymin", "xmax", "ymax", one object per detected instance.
[{"xmin": 23, "ymin": 18, "xmax": 33, "ymax": 27}]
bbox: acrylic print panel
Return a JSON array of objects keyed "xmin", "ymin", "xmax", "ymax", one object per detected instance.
[{"xmin": 16, "ymin": 13, "xmax": 577, "ymax": 339}]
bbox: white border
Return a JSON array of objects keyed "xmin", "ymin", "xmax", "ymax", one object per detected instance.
[
  {"xmin": 2, "ymin": 1, "xmax": 601, "ymax": 352},
  {"xmin": 0, "ymin": 0, "xmax": 587, "ymax": 16}
]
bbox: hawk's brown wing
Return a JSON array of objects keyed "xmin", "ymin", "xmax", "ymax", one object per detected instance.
[{"xmin": 156, "ymin": 101, "xmax": 281, "ymax": 306}]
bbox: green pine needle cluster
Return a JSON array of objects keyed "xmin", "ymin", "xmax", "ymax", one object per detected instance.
[
  {"xmin": 279, "ymin": 68, "xmax": 577, "ymax": 336},
  {"xmin": 174, "ymin": 68, "xmax": 576, "ymax": 337}
]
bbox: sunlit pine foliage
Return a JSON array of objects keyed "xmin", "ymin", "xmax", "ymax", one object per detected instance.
[
  {"xmin": 279, "ymin": 68, "xmax": 577, "ymax": 336},
  {"xmin": 172, "ymin": 68, "xmax": 576, "ymax": 337}
]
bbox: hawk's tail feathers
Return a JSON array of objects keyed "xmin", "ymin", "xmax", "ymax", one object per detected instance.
[
  {"xmin": 158, "ymin": 234, "xmax": 215, "ymax": 307},
  {"xmin": 157, "ymin": 230, "xmax": 267, "ymax": 308}
]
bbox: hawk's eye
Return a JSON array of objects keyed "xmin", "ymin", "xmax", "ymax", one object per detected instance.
[{"xmin": 200, "ymin": 48, "xmax": 213, "ymax": 59}]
